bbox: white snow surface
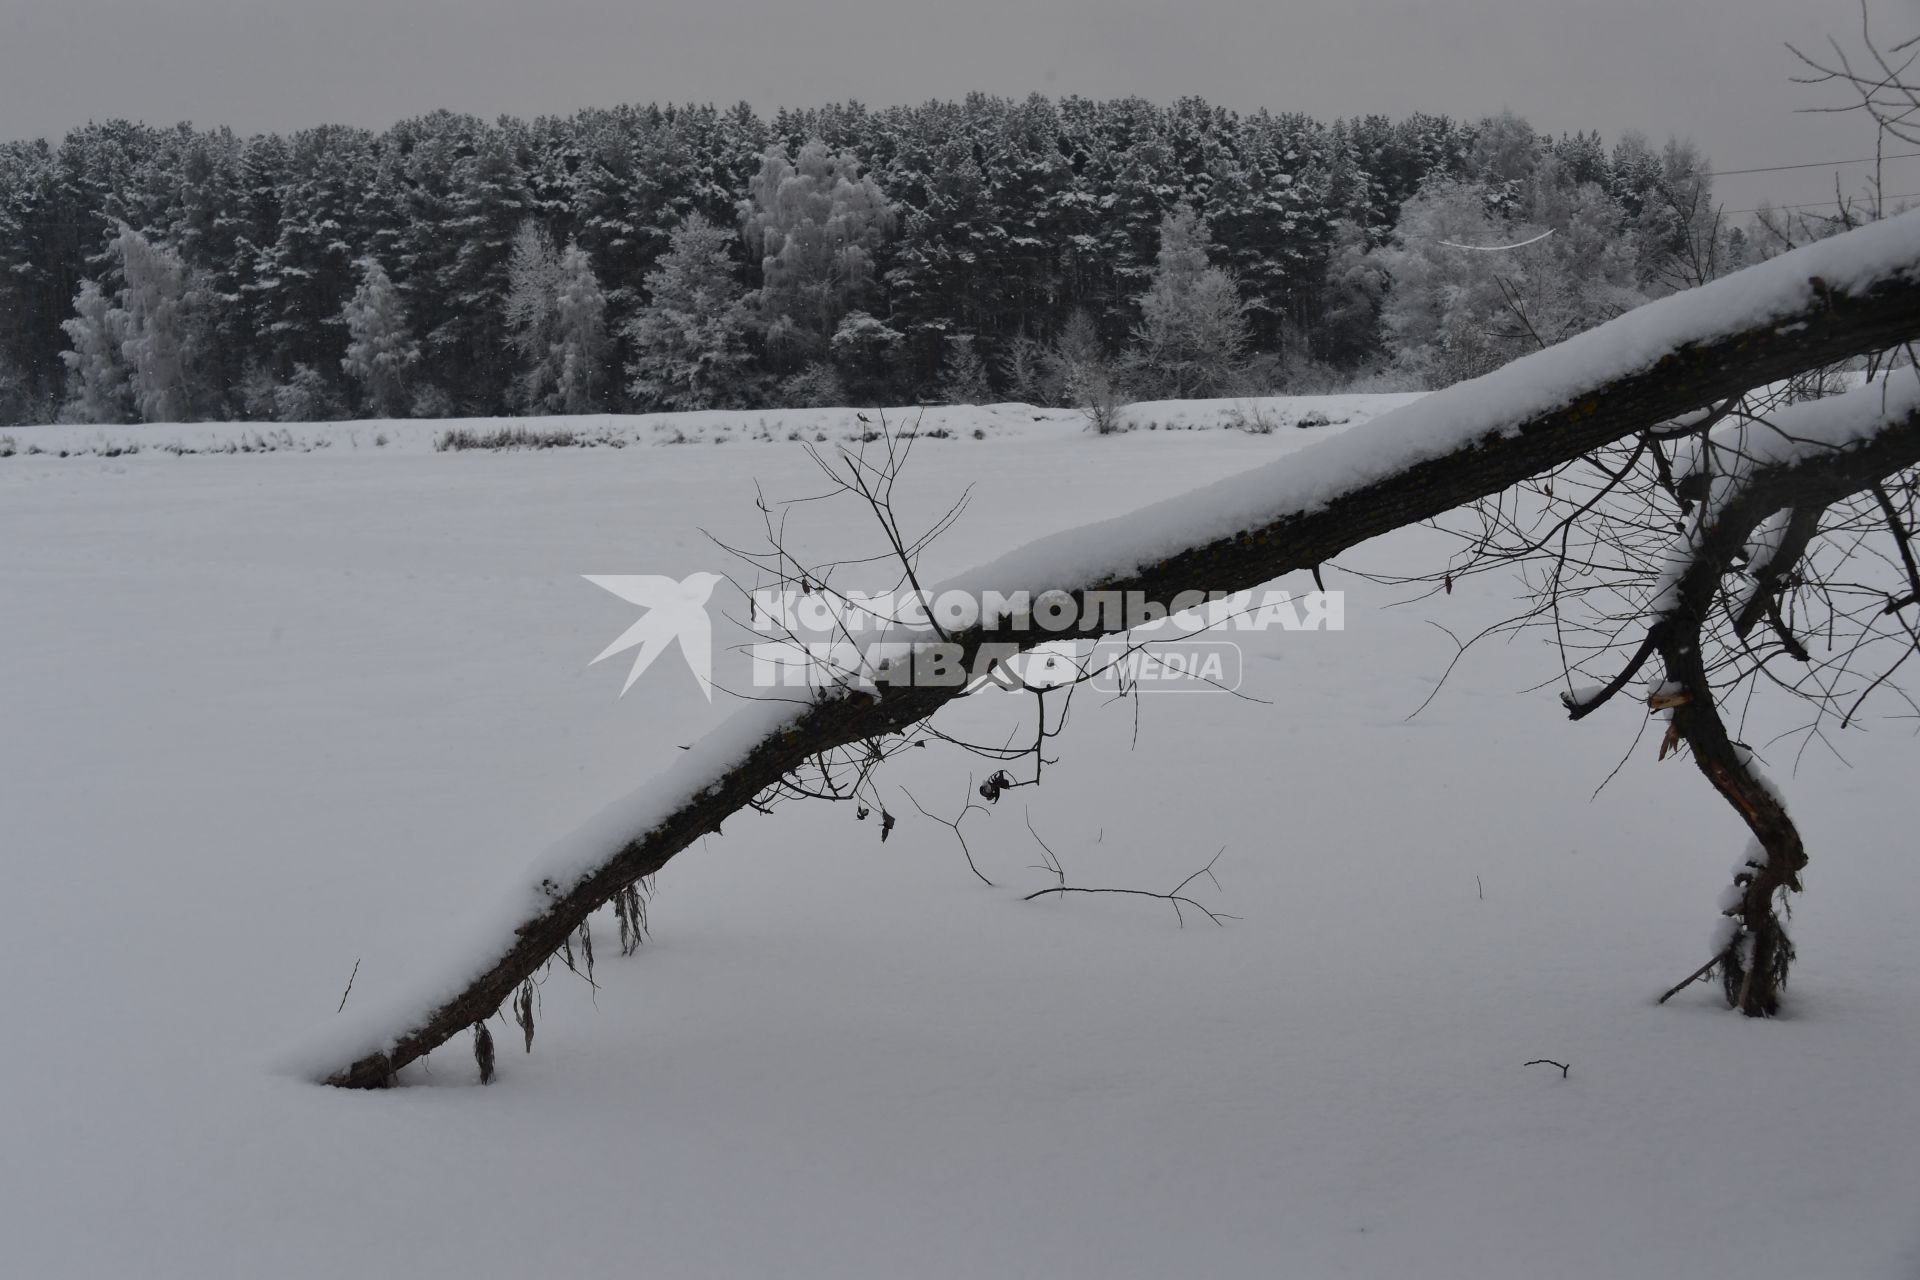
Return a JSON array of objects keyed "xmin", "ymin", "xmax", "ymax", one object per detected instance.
[
  {"xmin": 4, "ymin": 394, "xmax": 1920, "ymax": 1275},
  {"xmin": 0, "ymin": 392, "xmax": 1419, "ymax": 458}
]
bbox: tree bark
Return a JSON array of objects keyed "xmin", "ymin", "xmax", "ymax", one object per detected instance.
[{"xmin": 1650, "ymin": 396, "xmax": 1920, "ymax": 1014}]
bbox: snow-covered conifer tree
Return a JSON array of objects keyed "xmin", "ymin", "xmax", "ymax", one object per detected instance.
[{"xmin": 626, "ymin": 214, "xmax": 754, "ymax": 411}]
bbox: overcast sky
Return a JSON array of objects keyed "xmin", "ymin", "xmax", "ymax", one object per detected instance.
[{"xmin": 3, "ymin": 0, "xmax": 1916, "ymax": 212}]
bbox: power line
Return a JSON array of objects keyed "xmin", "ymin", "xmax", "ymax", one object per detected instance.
[
  {"xmin": 1438, "ymin": 229, "xmax": 1555, "ymax": 252},
  {"xmin": 1712, "ymin": 150, "xmax": 1920, "ymax": 177},
  {"xmin": 1725, "ymin": 192, "xmax": 1920, "ymax": 215}
]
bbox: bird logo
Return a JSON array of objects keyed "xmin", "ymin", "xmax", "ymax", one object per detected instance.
[{"xmin": 583, "ymin": 572, "xmax": 725, "ymax": 699}]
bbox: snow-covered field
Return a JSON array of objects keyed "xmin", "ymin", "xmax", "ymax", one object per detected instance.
[
  {"xmin": 3, "ymin": 397, "xmax": 1917, "ymax": 1278},
  {"xmin": 0, "ymin": 392, "xmax": 1417, "ymax": 458}
]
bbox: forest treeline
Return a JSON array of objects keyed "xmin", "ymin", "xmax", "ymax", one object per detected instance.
[{"xmin": 0, "ymin": 96, "xmax": 1744, "ymax": 424}]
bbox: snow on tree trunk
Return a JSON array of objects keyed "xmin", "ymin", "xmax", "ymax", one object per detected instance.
[{"xmin": 1642, "ymin": 378, "xmax": 1920, "ymax": 1014}]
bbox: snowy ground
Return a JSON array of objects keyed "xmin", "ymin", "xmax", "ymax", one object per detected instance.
[
  {"xmin": 2, "ymin": 398, "xmax": 1917, "ymax": 1278},
  {"xmin": 0, "ymin": 392, "xmax": 1417, "ymax": 458}
]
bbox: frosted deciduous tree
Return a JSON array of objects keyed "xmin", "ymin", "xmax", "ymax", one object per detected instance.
[
  {"xmin": 1469, "ymin": 109, "xmax": 1542, "ymax": 204},
  {"xmin": 626, "ymin": 214, "xmax": 754, "ymax": 411},
  {"xmin": 1374, "ymin": 180, "xmax": 1537, "ymax": 386},
  {"xmin": 1628, "ymin": 137, "xmax": 1721, "ymax": 291},
  {"xmin": 340, "ymin": 258, "xmax": 418, "ymax": 419},
  {"xmin": 273, "ymin": 363, "xmax": 342, "ymax": 422},
  {"xmin": 59, "ymin": 225, "xmax": 213, "ymax": 423},
  {"xmin": 1513, "ymin": 168, "xmax": 1647, "ymax": 341},
  {"xmin": 114, "ymin": 224, "xmax": 214, "ymax": 422},
  {"xmin": 505, "ymin": 224, "xmax": 610, "ymax": 414},
  {"xmin": 504, "ymin": 221, "xmax": 562, "ymax": 411},
  {"xmin": 547, "ymin": 243, "xmax": 610, "ymax": 414},
  {"xmin": 1049, "ymin": 309, "xmax": 1117, "ymax": 417},
  {"xmin": 59, "ymin": 278, "xmax": 134, "ymax": 424},
  {"xmin": 1123, "ymin": 202, "xmax": 1251, "ymax": 399},
  {"xmin": 829, "ymin": 310, "xmax": 905, "ymax": 402},
  {"xmin": 997, "ymin": 333, "xmax": 1053, "ymax": 406},
  {"xmin": 934, "ymin": 334, "xmax": 993, "ymax": 405},
  {"xmin": 777, "ymin": 362, "xmax": 846, "ymax": 408},
  {"xmin": 1376, "ymin": 172, "xmax": 1659, "ymax": 388},
  {"xmin": 741, "ymin": 139, "xmax": 896, "ymax": 365}
]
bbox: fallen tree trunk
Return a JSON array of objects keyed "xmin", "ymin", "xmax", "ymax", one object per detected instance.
[{"xmin": 313, "ymin": 213, "xmax": 1920, "ymax": 1088}]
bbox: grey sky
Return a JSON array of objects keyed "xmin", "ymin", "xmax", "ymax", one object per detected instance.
[{"xmin": 2, "ymin": 0, "xmax": 1915, "ymax": 212}]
